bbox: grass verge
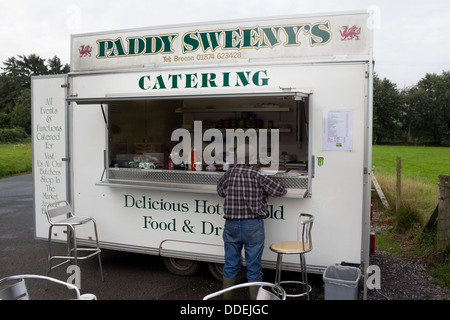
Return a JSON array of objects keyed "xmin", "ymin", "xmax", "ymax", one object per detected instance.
[
  {"xmin": 372, "ymin": 145, "xmax": 449, "ymax": 289},
  {"xmin": 0, "ymin": 141, "xmax": 32, "ymax": 178}
]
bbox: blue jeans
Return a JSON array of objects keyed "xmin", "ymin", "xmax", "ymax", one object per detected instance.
[{"xmin": 222, "ymin": 219, "xmax": 265, "ymax": 282}]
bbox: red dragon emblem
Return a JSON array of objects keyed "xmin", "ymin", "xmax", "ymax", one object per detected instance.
[
  {"xmin": 79, "ymin": 45, "xmax": 92, "ymax": 57},
  {"xmin": 340, "ymin": 26, "xmax": 361, "ymax": 40}
]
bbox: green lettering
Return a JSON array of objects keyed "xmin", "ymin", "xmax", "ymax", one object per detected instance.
[
  {"xmin": 185, "ymin": 73, "xmax": 198, "ymax": 88},
  {"xmin": 139, "ymin": 76, "xmax": 151, "ymax": 90},
  {"xmin": 128, "ymin": 37, "xmax": 145, "ymax": 55},
  {"xmin": 145, "ymin": 36, "xmax": 163, "ymax": 54},
  {"xmin": 252, "ymin": 70, "xmax": 269, "ymax": 86},
  {"xmin": 222, "ymin": 72, "xmax": 231, "ymax": 87},
  {"xmin": 199, "ymin": 31, "xmax": 221, "ymax": 52},
  {"xmin": 282, "ymin": 25, "xmax": 304, "ymax": 46},
  {"xmin": 160, "ymin": 34, "xmax": 178, "ymax": 53},
  {"xmin": 168, "ymin": 74, "xmax": 182, "ymax": 88},
  {"xmin": 195, "ymin": 200, "xmax": 207, "ymax": 213},
  {"xmin": 151, "ymin": 200, "xmax": 159, "ymax": 210},
  {"xmin": 235, "ymin": 71, "xmax": 251, "ymax": 87},
  {"xmin": 242, "ymin": 28, "xmax": 260, "ymax": 48},
  {"xmin": 124, "ymin": 195, "xmax": 135, "ymax": 207},
  {"xmin": 260, "ymin": 27, "xmax": 281, "ymax": 47},
  {"xmin": 97, "ymin": 40, "xmax": 114, "ymax": 58},
  {"xmin": 135, "ymin": 198, "xmax": 143, "ymax": 208},
  {"xmin": 201, "ymin": 73, "xmax": 218, "ymax": 88},
  {"xmin": 152, "ymin": 75, "xmax": 166, "ymax": 89},
  {"xmin": 224, "ymin": 29, "xmax": 241, "ymax": 49},
  {"xmin": 183, "ymin": 32, "xmax": 200, "ymax": 53},
  {"xmin": 310, "ymin": 21, "xmax": 331, "ymax": 46},
  {"xmin": 143, "ymin": 216, "xmax": 152, "ymax": 228},
  {"xmin": 110, "ymin": 39, "xmax": 126, "ymax": 57}
]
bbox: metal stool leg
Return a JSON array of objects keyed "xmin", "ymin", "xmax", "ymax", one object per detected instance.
[
  {"xmin": 274, "ymin": 252, "xmax": 312, "ymax": 299},
  {"xmin": 46, "ymin": 225, "xmax": 53, "ymax": 291},
  {"xmin": 66, "ymin": 226, "xmax": 71, "ymax": 261},
  {"xmin": 71, "ymin": 226, "xmax": 78, "ymax": 268},
  {"xmin": 46, "ymin": 225, "xmax": 72, "ymax": 290},
  {"xmin": 92, "ymin": 220, "xmax": 104, "ymax": 282},
  {"xmin": 274, "ymin": 253, "xmax": 283, "ymax": 286},
  {"xmin": 300, "ymin": 253, "xmax": 310, "ymax": 300}
]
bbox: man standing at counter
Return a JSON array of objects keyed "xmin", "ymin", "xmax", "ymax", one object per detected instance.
[{"xmin": 217, "ymin": 145, "xmax": 287, "ymax": 299}]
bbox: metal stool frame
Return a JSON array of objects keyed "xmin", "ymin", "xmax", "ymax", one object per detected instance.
[
  {"xmin": 0, "ymin": 274, "xmax": 81, "ymax": 300},
  {"xmin": 45, "ymin": 200, "xmax": 104, "ymax": 287},
  {"xmin": 203, "ymin": 282, "xmax": 286, "ymax": 300},
  {"xmin": 270, "ymin": 213, "xmax": 314, "ymax": 299}
]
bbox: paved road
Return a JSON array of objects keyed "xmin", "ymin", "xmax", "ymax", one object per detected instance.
[
  {"xmin": 0, "ymin": 174, "xmax": 225, "ymax": 300},
  {"xmin": 0, "ymin": 174, "xmax": 323, "ymax": 301}
]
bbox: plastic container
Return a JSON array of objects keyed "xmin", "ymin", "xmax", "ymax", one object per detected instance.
[{"xmin": 323, "ymin": 265, "xmax": 361, "ymax": 300}]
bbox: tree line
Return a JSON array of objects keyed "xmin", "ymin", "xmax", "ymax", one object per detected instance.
[
  {"xmin": 374, "ymin": 71, "xmax": 449, "ymax": 146},
  {"xmin": 0, "ymin": 53, "xmax": 449, "ymax": 146},
  {"xmin": 0, "ymin": 54, "xmax": 69, "ymax": 141}
]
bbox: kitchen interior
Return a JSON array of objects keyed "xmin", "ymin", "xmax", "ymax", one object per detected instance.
[{"xmin": 106, "ymin": 95, "xmax": 309, "ymax": 187}]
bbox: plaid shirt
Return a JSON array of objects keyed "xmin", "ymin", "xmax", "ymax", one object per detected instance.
[{"xmin": 217, "ymin": 164, "xmax": 287, "ymax": 219}]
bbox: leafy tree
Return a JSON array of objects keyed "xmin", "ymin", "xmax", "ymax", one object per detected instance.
[
  {"xmin": 373, "ymin": 73, "xmax": 404, "ymax": 144},
  {"xmin": 10, "ymin": 88, "xmax": 31, "ymax": 134},
  {"xmin": 402, "ymin": 85, "xmax": 425, "ymax": 143},
  {"xmin": 3, "ymin": 54, "xmax": 47, "ymax": 89},
  {"xmin": 0, "ymin": 112, "xmax": 10, "ymax": 128},
  {"xmin": 0, "ymin": 73, "xmax": 21, "ymax": 113},
  {"xmin": 0, "ymin": 54, "xmax": 70, "ymax": 136},
  {"xmin": 1, "ymin": 54, "xmax": 47, "ymax": 114},
  {"xmin": 2, "ymin": 54, "xmax": 69, "ymax": 91},
  {"xmin": 47, "ymin": 56, "xmax": 70, "ymax": 74},
  {"xmin": 403, "ymin": 71, "xmax": 450, "ymax": 145}
]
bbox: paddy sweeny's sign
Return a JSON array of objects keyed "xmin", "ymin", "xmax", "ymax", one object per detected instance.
[{"xmin": 71, "ymin": 12, "xmax": 371, "ymax": 72}]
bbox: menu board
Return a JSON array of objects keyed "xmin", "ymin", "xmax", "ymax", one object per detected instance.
[
  {"xmin": 322, "ymin": 109, "xmax": 353, "ymax": 151},
  {"xmin": 32, "ymin": 75, "xmax": 68, "ymax": 239}
]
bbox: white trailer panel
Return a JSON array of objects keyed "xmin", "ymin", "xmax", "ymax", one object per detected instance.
[{"xmin": 33, "ymin": 12, "xmax": 373, "ymax": 286}]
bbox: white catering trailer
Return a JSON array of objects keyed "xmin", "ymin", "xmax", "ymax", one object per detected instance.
[{"xmin": 32, "ymin": 11, "xmax": 374, "ymax": 295}]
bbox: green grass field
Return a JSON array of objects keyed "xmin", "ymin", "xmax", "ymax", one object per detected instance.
[
  {"xmin": 0, "ymin": 142, "xmax": 32, "ymax": 178},
  {"xmin": 372, "ymin": 145, "xmax": 449, "ymax": 220},
  {"xmin": 372, "ymin": 145, "xmax": 450, "ymax": 185}
]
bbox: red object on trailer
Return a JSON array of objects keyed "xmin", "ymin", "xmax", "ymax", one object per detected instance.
[{"xmin": 370, "ymin": 232, "xmax": 376, "ymax": 256}]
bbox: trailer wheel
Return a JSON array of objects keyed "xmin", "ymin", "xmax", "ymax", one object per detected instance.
[
  {"xmin": 207, "ymin": 262, "xmax": 246, "ymax": 282},
  {"xmin": 162, "ymin": 257, "xmax": 201, "ymax": 276}
]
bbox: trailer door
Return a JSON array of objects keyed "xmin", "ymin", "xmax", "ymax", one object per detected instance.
[{"xmin": 32, "ymin": 75, "xmax": 70, "ymax": 240}]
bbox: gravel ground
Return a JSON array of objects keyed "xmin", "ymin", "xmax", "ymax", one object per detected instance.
[
  {"xmin": 366, "ymin": 250, "xmax": 448, "ymax": 300},
  {"xmin": 364, "ymin": 211, "xmax": 449, "ymax": 300}
]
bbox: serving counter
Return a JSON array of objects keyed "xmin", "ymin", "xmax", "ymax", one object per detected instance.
[{"xmin": 97, "ymin": 168, "xmax": 309, "ymax": 198}]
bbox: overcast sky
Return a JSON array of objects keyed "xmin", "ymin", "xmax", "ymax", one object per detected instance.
[{"xmin": 1, "ymin": 0, "xmax": 449, "ymax": 88}]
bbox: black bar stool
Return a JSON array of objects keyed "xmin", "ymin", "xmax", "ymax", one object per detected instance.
[{"xmin": 270, "ymin": 213, "xmax": 314, "ymax": 299}]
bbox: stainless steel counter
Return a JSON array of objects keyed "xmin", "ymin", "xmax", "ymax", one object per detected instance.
[{"xmin": 96, "ymin": 168, "xmax": 309, "ymax": 198}]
